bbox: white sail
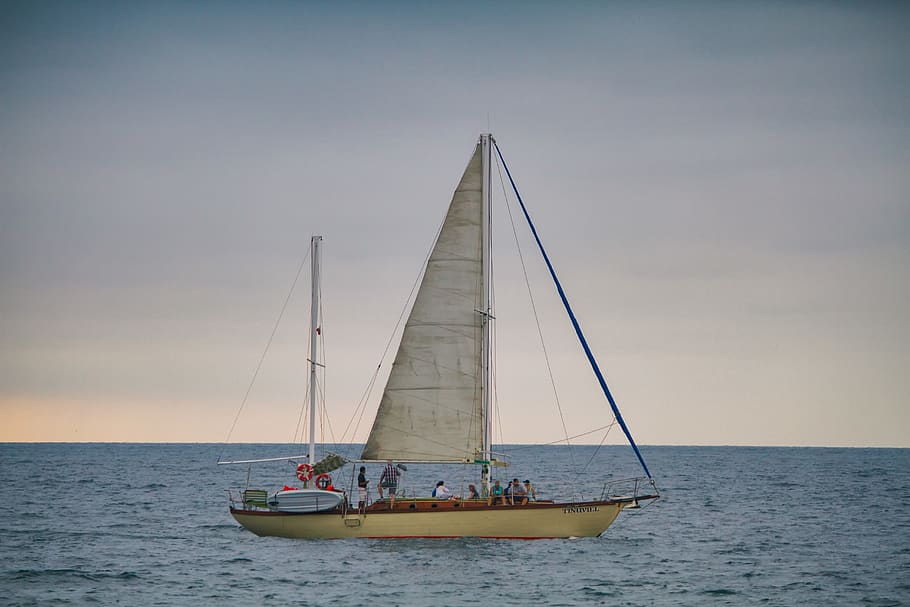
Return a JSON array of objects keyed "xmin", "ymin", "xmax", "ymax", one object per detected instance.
[{"xmin": 361, "ymin": 143, "xmax": 485, "ymax": 461}]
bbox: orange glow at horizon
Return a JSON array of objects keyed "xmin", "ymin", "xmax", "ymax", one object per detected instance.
[{"xmin": 0, "ymin": 397, "xmax": 305, "ymax": 443}]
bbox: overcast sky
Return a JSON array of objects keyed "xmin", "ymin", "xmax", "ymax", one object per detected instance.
[{"xmin": 2, "ymin": 1, "xmax": 908, "ymax": 446}]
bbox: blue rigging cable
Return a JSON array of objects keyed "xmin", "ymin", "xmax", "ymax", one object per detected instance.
[{"xmin": 493, "ymin": 140, "xmax": 653, "ymax": 480}]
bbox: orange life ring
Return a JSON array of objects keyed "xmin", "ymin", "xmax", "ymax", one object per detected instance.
[
  {"xmin": 296, "ymin": 463, "xmax": 314, "ymax": 482},
  {"xmin": 315, "ymin": 473, "xmax": 331, "ymax": 490}
]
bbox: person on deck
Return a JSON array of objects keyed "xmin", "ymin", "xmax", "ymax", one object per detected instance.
[
  {"xmin": 523, "ymin": 480, "xmax": 536, "ymax": 502},
  {"xmin": 487, "ymin": 480, "xmax": 504, "ymax": 506},
  {"xmin": 378, "ymin": 461, "xmax": 400, "ymax": 508},
  {"xmin": 467, "ymin": 484, "xmax": 480, "ymax": 499},
  {"xmin": 357, "ymin": 466, "xmax": 369, "ymax": 510},
  {"xmin": 509, "ymin": 478, "xmax": 527, "ymax": 505},
  {"xmin": 434, "ymin": 480, "xmax": 457, "ymax": 501}
]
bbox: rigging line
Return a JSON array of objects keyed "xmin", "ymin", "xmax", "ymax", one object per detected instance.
[
  {"xmin": 504, "ymin": 422, "xmax": 618, "ymax": 450},
  {"xmin": 574, "ymin": 424, "xmax": 615, "ymax": 487},
  {"xmin": 348, "ymin": 208, "xmax": 449, "ymax": 447},
  {"xmin": 316, "ymin": 262, "xmax": 343, "ymax": 456},
  {"xmin": 492, "ymin": 282, "xmax": 504, "ymax": 452},
  {"xmin": 487, "ymin": 151, "xmax": 499, "ymax": 452},
  {"xmin": 488, "ymin": 145, "xmax": 495, "ymax": 460},
  {"xmin": 340, "ymin": 365, "xmax": 379, "ymax": 443},
  {"xmin": 551, "ymin": 421, "xmax": 617, "ymax": 446},
  {"xmin": 494, "ymin": 389, "xmax": 504, "ymax": 448},
  {"xmin": 493, "ymin": 141, "xmax": 654, "ymax": 480},
  {"xmin": 485, "ymin": 276, "xmax": 493, "ymax": 456},
  {"xmin": 495, "ymin": 154, "xmax": 578, "ymax": 474},
  {"xmin": 337, "ymin": 316, "xmax": 383, "ymax": 442},
  {"xmin": 316, "ymin": 255, "xmax": 333, "ymax": 446},
  {"xmin": 293, "ymin": 392, "xmax": 308, "ymax": 446},
  {"xmin": 295, "ymin": 364, "xmax": 312, "ymax": 446},
  {"xmin": 220, "ymin": 247, "xmax": 312, "ymax": 460},
  {"xmin": 316, "ymin": 371, "xmax": 338, "ymax": 447},
  {"xmin": 342, "ymin": 342, "xmax": 392, "ymax": 443},
  {"xmin": 316, "ymin": 377, "xmax": 328, "ymax": 448},
  {"xmin": 315, "ymin": 301, "xmax": 339, "ymax": 450},
  {"xmin": 319, "ymin": 375, "xmax": 337, "ymax": 449},
  {"xmin": 462, "ymin": 273, "xmax": 482, "ymax": 459},
  {"xmin": 490, "ymin": 249, "xmax": 501, "ymax": 452}
]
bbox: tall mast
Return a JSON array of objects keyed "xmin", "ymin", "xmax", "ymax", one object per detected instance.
[
  {"xmin": 480, "ymin": 134, "xmax": 493, "ymax": 487},
  {"xmin": 308, "ymin": 235, "xmax": 322, "ymax": 467}
]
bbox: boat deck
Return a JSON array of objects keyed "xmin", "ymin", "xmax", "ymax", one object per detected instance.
[
  {"xmin": 364, "ymin": 497, "xmax": 554, "ymax": 513},
  {"xmin": 230, "ymin": 492, "xmax": 659, "ymax": 516}
]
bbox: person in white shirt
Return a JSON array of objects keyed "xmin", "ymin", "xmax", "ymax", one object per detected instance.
[{"xmin": 433, "ymin": 480, "xmax": 457, "ymax": 501}]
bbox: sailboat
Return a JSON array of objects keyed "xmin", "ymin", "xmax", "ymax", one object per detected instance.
[{"xmin": 223, "ymin": 134, "xmax": 659, "ymax": 539}]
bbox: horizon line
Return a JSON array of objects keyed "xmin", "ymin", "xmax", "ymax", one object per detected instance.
[{"xmin": 0, "ymin": 441, "xmax": 906, "ymax": 449}]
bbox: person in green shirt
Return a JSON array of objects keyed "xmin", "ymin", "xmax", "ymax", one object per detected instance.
[{"xmin": 487, "ymin": 479, "xmax": 504, "ymax": 506}]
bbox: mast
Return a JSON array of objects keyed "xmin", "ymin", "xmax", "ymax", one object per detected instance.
[
  {"xmin": 480, "ymin": 133, "xmax": 493, "ymax": 490},
  {"xmin": 308, "ymin": 235, "xmax": 322, "ymax": 468}
]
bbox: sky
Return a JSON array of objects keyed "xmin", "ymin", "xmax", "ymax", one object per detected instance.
[{"xmin": 1, "ymin": 1, "xmax": 908, "ymax": 446}]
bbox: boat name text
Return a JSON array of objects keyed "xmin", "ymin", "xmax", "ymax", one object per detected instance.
[{"xmin": 563, "ymin": 506, "xmax": 599, "ymax": 514}]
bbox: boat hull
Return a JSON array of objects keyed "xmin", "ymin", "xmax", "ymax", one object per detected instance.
[{"xmin": 230, "ymin": 500, "xmax": 627, "ymax": 539}]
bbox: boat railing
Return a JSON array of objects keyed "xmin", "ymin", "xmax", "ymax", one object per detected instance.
[
  {"xmin": 599, "ymin": 476, "xmax": 660, "ymax": 503},
  {"xmin": 227, "ymin": 488, "xmax": 271, "ymax": 511}
]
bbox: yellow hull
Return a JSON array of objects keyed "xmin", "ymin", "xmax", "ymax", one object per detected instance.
[{"xmin": 230, "ymin": 500, "xmax": 627, "ymax": 539}]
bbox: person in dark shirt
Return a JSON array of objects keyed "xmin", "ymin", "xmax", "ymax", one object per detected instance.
[{"xmin": 357, "ymin": 466, "xmax": 368, "ymax": 510}]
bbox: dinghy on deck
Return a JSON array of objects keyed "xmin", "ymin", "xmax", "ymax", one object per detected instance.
[{"xmin": 269, "ymin": 488, "xmax": 345, "ymax": 513}]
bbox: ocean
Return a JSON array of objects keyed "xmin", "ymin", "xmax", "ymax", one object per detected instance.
[{"xmin": 1, "ymin": 444, "xmax": 908, "ymax": 606}]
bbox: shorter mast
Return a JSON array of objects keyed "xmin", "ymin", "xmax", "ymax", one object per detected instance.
[{"xmin": 308, "ymin": 235, "xmax": 322, "ymax": 467}]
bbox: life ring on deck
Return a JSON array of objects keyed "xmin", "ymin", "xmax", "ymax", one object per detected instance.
[
  {"xmin": 315, "ymin": 473, "xmax": 331, "ymax": 490},
  {"xmin": 296, "ymin": 463, "xmax": 314, "ymax": 482}
]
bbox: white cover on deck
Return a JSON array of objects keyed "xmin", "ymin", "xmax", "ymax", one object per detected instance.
[
  {"xmin": 361, "ymin": 143, "xmax": 485, "ymax": 462},
  {"xmin": 269, "ymin": 489, "xmax": 345, "ymax": 513}
]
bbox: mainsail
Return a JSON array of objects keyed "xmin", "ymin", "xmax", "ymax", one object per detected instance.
[{"xmin": 361, "ymin": 143, "xmax": 485, "ymax": 461}]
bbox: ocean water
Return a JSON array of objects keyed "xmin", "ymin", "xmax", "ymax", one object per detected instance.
[{"xmin": 1, "ymin": 443, "xmax": 908, "ymax": 606}]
